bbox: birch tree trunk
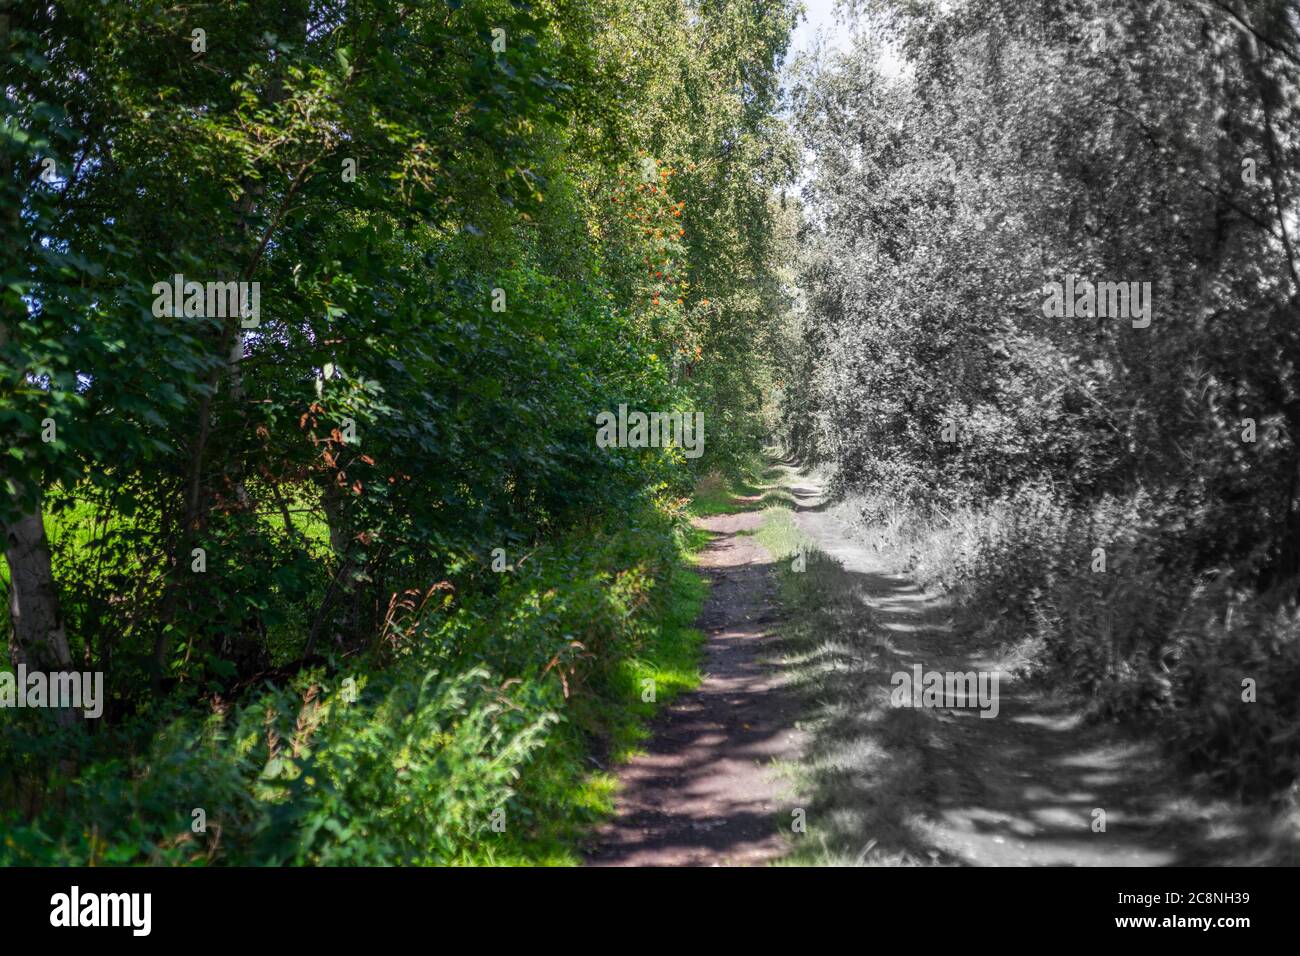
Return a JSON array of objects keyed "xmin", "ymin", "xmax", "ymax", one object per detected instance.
[{"xmin": 3, "ymin": 505, "xmax": 73, "ymax": 672}]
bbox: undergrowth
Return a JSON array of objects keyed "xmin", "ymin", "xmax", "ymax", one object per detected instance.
[
  {"xmin": 827, "ymin": 484, "xmax": 1300, "ymax": 800},
  {"xmin": 0, "ymin": 491, "xmax": 709, "ymax": 866}
]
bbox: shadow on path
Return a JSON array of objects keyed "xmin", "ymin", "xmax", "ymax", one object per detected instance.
[
  {"xmin": 780, "ymin": 460, "xmax": 1286, "ymax": 866},
  {"xmin": 585, "ymin": 502, "xmax": 805, "ymax": 866}
]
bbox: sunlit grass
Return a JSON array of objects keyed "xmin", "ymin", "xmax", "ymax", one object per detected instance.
[{"xmin": 493, "ymin": 500, "xmax": 712, "ymax": 865}]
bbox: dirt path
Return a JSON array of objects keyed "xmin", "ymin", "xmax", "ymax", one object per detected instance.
[
  {"xmin": 785, "ymin": 462, "xmax": 1277, "ymax": 866},
  {"xmin": 585, "ymin": 505, "xmax": 805, "ymax": 866},
  {"xmin": 585, "ymin": 462, "xmax": 1280, "ymax": 866}
]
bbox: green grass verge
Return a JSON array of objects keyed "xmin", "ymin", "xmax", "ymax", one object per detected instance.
[
  {"xmin": 482, "ymin": 503, "xmax": 714, "ymax": 865},
  {"xmin": 686, "ymin": 456, "xmax": 773, "ymax": 517}
]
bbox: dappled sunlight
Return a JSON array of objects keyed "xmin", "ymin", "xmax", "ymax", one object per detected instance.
[
  {"xmin": 588, "ymin": 481, "xmax": 806, "ymax": 866},
  {"xmin": 770, "ymin": 462, "xmax": 1297, "ymax": 866}
]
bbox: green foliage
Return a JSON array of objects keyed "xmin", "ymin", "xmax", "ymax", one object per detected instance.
[
  {"xmin": 0, "ymin": 496, "xmax": 706, "ymax": 864},
  {"xmin": 0, "ymin": 0, "xmax": 791, "ymax": 863}
]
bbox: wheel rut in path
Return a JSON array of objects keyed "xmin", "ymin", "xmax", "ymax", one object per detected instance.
[
  {"xmin": 785, "ymin": 462, "xmax": 1274, "ymax": 866},
  {"xmin": 585, "ymin": 506, "xmax": 805, "ymax": 866}
]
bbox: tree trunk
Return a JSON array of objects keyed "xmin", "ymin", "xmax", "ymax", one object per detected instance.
[{"xmin": 3, "ymin": 504, "xmax": 73, "ymax": 672}]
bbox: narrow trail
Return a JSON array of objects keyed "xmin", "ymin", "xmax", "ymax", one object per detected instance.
[
  {"xmin": 585, "ymin": 503, "xmax": 805, "ymax": 866},
  {"xmin": 586, "ymin": 461, "xmax": 1270, "ymax": 867},
  {"xmin": 785, "ymin": 461, "xmax": 1269, "ymax": 867}
]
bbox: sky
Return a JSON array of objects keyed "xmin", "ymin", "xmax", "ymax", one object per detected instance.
[
  {"xmin": 785, "ymin": 0, "xmax": 904, "ymax": 78},
  {"xmin": 788, "ymin": 0, "xmax": 854, "ymax": 61}
]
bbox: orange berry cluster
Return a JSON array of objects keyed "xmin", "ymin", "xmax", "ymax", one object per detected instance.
[{"xmin": 609, "ymin": 157, "xmax": 690, "ymax": 308}]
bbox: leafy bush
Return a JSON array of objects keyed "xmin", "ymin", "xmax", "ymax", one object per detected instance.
[
  {"xmin": 1170, "ymin": 590, "xmax": 1300, "ymax": 795},
  {"xmin": 839, "ymin": 483, "xmax": 1300, "ymax": 796},
  {"xmin": 0, "ymin": 495, "xmax": 701, "ymax": 865}
]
